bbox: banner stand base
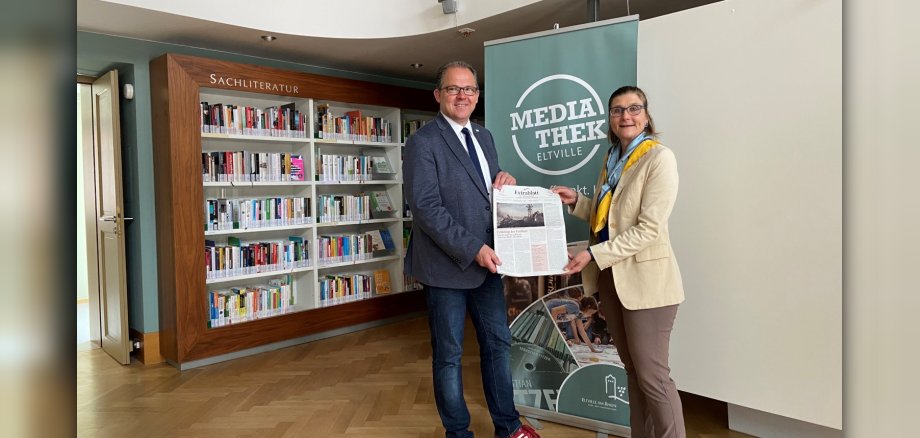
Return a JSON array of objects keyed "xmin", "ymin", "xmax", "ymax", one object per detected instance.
[
  {"xmin": 516, "ymin": 405, "xmax": 631, "ymax": 437},
  {"xmin": 523, "ymin": 417, "xmax": 543, "ymax": 430}
]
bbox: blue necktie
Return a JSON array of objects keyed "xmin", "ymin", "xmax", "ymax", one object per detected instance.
[{"xmin": 461, "ymin": 127, "xmax": 485, "ymax": 188}]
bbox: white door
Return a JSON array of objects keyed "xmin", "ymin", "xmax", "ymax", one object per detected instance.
[{"xmin": 93, "ymin": 70, "xmax": 131, "ymax": 365}]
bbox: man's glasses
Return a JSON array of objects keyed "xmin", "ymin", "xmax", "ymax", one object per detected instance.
[
  {"xmin": 440, "ymin": 86, "xmax": 480, "ymax": 96},
  {"xmin": 609, "ymin": 104, "xmax": 645, "ymax": 117}
]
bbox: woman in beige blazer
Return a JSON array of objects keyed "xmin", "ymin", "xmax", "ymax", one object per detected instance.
[{"xmin": 552, "ymin": 86, "xmax": 685, "ymax": 438}]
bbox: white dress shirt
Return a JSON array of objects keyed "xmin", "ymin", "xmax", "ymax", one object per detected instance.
[{"xmin": 441, "ymin": 114, "xmax": 492, "ymax": 193}]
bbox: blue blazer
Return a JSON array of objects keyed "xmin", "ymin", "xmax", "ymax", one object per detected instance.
[{"xmin": 403, "ymin": 114, "xmax": 501, "ymax": 289}]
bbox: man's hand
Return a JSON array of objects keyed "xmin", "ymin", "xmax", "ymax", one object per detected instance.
[
  {"xmin": 493, "ymin": 171, "xmax": 516, "ymax": 190},
  {"xmin": 475, "ymin": 244, "xmax": 502, "ymax": 273},
  {"xmin": 550, "ymin": 186, "xmax": 578, "ymax": 206},
  {"xmin": 563, "ymin": 249, "xmax": 593, "ymax": 274}
]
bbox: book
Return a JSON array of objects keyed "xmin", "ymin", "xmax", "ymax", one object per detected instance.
[
  {"xmin": 283, "ymin": 152, "xmax": 291, "ymax": 180},
  {"xmin": 369, "ymin": 190, "xmax": 395, "ymax": 217},
  {"xmin": 315, "ymin": 104, "xmax": 330, "ymax": 139},
  {"xmin": 367, "ymin": 230, "xmax": 384, "ymax": 252},
  {"xmin": 290, "ymin": 154, "xmax": 305, "ymax": 181},
  {"xmin": 368, "ymin": 229, "xmax": 396, "ymax": 253},
  {"xmin": 288, "ymin": 236, "xmax": 309, "ymax": 267},
  {"xmin": 370, "ymin": 156, "xmax": 393, "ymax": 174},
  {"xmin": 378, "ymin": 229, "xmax": 396, "ymax": 251},
  {"xmin": 374, "ymin": 270, "xmax": 391, "ymax": 294},
  {"xmin": 345, "ymin": 110, "xmax": 362, "ymax": 140}
]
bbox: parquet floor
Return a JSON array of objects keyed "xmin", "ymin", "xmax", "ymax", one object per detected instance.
[{"xmin": 77, "ymin": 316, "xmax": 752, "ymax": 437}]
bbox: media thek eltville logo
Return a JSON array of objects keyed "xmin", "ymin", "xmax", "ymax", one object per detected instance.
[{"xmin": 509, "ymin": 74, "xmax": 606, "ymax": 176}]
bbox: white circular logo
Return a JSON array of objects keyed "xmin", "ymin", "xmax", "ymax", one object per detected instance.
[{"xmin": 509, "ymin": 74, "xmax": 606, "ymax": 176}]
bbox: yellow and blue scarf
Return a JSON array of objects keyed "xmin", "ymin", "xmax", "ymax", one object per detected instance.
[{"xmin": 593, "ymin": 133, "xmax": 659, "ymax": 235}]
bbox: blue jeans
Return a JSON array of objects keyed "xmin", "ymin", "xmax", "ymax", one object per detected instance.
[{"xmin": 425, "ymin": 274, "xmax": 521, "ymax": 438}]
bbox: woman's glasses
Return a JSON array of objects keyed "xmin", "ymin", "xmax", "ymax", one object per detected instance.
[{"xmin": 609, "ymin": 104, "xmax": 645, "ymax": 117}]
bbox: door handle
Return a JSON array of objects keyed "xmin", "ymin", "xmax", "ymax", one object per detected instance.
[{"xmin": 101, "ymin": 215, "xmax": 117, "ymax": 222}]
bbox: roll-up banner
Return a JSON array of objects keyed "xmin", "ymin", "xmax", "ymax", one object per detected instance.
[
  {"xmin": 486, "ymin": 16, "xmax": 638, "ymax": 436},
  {"xmin": 485, "ymin": 15, "xmax": 638, "ymax": 243}
]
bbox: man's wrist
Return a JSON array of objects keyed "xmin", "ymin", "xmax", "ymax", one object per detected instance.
[{"xmin": 586, "ymin": 247, "xmax": 595, "ymax": 260}]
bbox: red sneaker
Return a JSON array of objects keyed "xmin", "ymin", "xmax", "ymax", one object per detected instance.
[{"xmin": 501, "ymin": 424, "xmax": 540, "ymax": 438}]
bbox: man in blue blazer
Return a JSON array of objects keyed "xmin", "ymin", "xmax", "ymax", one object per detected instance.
[{"xmin": 403, "ymin": 61, "xmax": 539, "ymax": 438}]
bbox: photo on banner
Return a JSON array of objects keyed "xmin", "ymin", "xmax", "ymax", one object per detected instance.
[
  {"xmin": 486, "ymin": 15, "xmax": 639, "ymax": 433},
  {"xmin": 504, "ymin": 273, "xmax": 629, "ymax": 426}
]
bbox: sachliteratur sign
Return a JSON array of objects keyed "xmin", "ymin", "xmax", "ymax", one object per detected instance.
[
  {"xmin": 485, "ymin": 16, "xmax": 639, "ymax": 435},
  {"xmin": 486, "ymin": 16, "xmax": 639, "ymax": 243}
]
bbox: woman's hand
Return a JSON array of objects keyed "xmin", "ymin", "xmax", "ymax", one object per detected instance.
[
  {"xmin": 551, "ymin": 186, "xmax": 578, "ymax": 206},
  {"xmin": 563, "ymin": 249, "xmax": 593, "ymax": 274}
]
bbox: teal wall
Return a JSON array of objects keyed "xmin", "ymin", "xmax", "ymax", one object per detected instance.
[{"xmin": 76, "ymin": 31, "xmax": 432, "ymax": 333}]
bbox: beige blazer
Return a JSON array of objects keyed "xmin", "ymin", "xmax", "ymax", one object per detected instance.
[{"xmin": 571, "ymin": 144, "xmax": 684, "ymax": 310}]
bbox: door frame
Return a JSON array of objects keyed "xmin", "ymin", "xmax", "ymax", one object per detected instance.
[{"xmin": 78, "ymin": 76, "xmax": 102, "ymax": 345}]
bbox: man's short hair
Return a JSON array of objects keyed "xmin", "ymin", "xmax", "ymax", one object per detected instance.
[{"xmin": 435, "ymin": 61, "xmax": 478, "ymax": 89}]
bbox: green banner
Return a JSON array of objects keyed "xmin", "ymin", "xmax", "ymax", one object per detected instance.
[
  {"xmin": 489, "ymin": 17, "xmax": 639, "ymax": 433},
  {"xmin": 485, "ymin": 17, "xmax": 639, "ymax": 242}
]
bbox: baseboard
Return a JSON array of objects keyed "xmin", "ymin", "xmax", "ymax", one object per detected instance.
[
  {"xmin": 728, "ymin": 403, "xmax": 841, "ymax": 438},
  {"xmin": 174, "ymin": 311, "xmax": 426, "ymax": 370},
  {"xmin": 128, "ymin": 328, "xmax": 164, "ymax": 365}
]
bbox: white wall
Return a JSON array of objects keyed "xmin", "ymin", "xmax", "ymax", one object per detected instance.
[
  {"xmin": 847, "ymin": 1, "xmax": 920, "ymax": 436},
  {"xmin": 638, "ymin": 0, "xmax": 841, "ymax": 429}
]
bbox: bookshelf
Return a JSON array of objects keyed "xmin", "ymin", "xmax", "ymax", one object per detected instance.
[
  {"xmin": 399, "ymin": 109, "xmax": 434, "ymax": 292},
  {"xmin": 150, "ymin": 54, "xmax": 432, "ymax": 368}
]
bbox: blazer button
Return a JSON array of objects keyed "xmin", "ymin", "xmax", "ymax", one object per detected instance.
[
  {"xmin": 487, "ymin": 227, "xmax": 493, "ymax": 234},
  {"xmin": 485, "ymin": 206, "xmax": 491, "ymax": 211}
]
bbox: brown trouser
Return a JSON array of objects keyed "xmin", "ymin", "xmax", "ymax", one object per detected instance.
[{"xmin": 598, "ymin": 269, "xmax": 685, "ymax": 438}]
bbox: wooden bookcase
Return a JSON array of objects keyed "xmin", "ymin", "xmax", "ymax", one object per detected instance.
[{"xmin": 150, "ymin": 54, "xmax": 433, "ymax": 368}]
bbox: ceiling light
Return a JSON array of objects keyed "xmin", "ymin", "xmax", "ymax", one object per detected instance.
[
  {"xmin": 410, "ymin": 63, "xmax": 423, "ymax": 69},
  {"xmin": 458, "ymin": 27, "xmax": 475, "ymax": 37},
  {"xmin": 261, "ymin": 35, "xmax": 277, "ymax": 42}
]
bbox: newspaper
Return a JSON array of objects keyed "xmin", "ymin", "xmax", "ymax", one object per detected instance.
[{"xmin": 492, "ymin": 185, "xmax": 568, "ymax": 277}]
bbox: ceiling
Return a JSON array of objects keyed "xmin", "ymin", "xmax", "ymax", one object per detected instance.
[{"xmin": 77, "ymin": 0, "xmax": 720, "ymax": 86}]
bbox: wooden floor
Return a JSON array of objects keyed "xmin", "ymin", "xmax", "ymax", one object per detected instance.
[{"xmin": 78, "ymin": 316, "xmax": 752, "ymax": 438}]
